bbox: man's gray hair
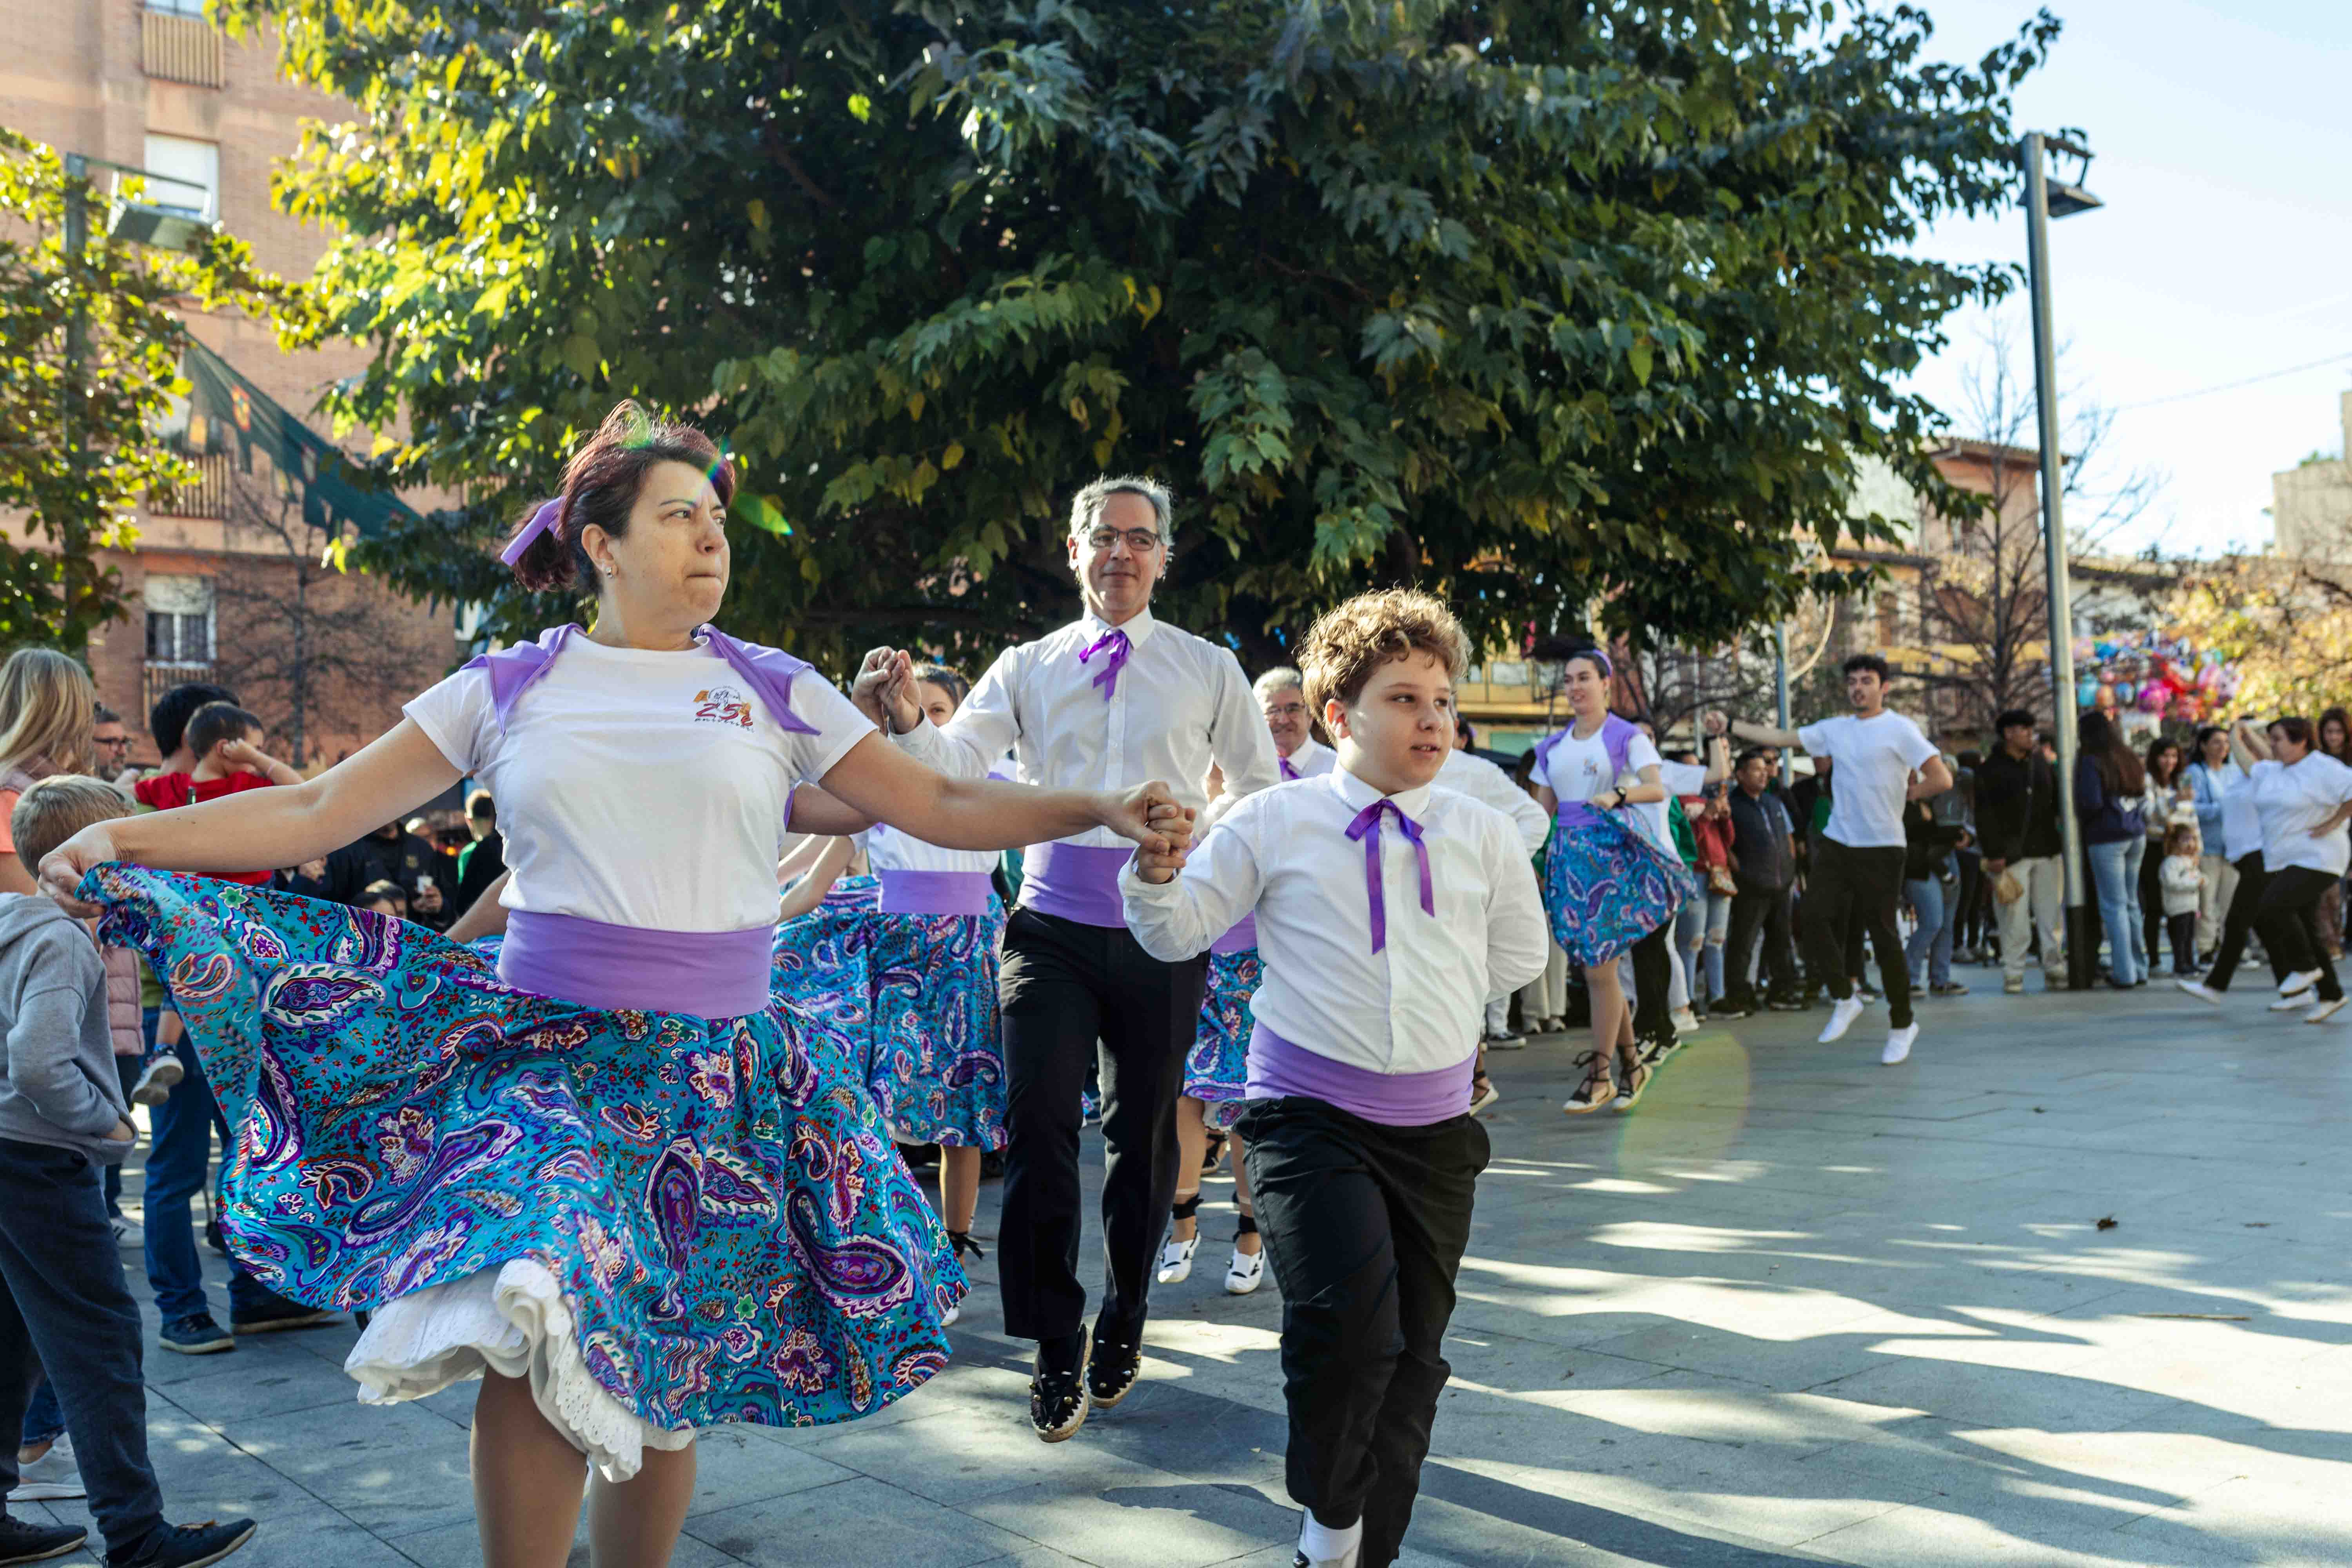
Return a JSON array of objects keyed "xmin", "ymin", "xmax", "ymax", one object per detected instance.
[
  {"xmin": 1068, "ymin": 475, "xmax": 1175, "ymax": 543},
  {"xmin": 1253, "ymin": 666, "xmax": 1305, "ymax": 702}
]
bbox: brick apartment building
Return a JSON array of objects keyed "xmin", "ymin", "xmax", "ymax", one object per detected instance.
[{"xmin": 1, "ymin": 0, "xmax": 462, "ymax": 769}]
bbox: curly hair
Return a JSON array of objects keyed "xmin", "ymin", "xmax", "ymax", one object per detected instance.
[{"xmin": 1297, "ymin": 589, "xmax": 1469, "ymax": 719}]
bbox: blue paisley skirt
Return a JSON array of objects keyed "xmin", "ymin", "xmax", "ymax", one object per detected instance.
[
  {"xmin": 1186, "ymin": 948, "xmax": 1262, "ymax": 1133},
  {"xmin": 771, "ymin": 874, "xmax": 880, "ymax": 1043},
  {"xmin": 866, "ymin": 898, "xmax": 1008, "ymax": 1150},
  {"xmin": 87, "ymin": 865, "xmax": 961, "ymax": 1480},
  {"xmin": 1542, "ymin": 815, "xmax": 1697, "ymax": 966}
]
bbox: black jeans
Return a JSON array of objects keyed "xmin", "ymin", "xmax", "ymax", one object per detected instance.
[
  {"xmin": 2166, "ymin": 911, "xmax": 2199, "ymax": 975},
  {"xmin": 0, "ymin": 1139, "xmax": 166, "ymax": 1557},
  {"xmin": 2253, "ymin": 866, "xmax": 2342, "ymax": 1002},
  {"xmin": 1722, "ymin": 886, "xmax": 1797, "ymax": 1005},
  {"xmin": 996, "ymin": 908, "xmax": 1206, "ymax": 1354},
  {"xmin": 1802, "ymin": 838, "xmax": 1914, "ymax": 1028},
  {"xmin": 2203, "ymin": 851, "xmax": 2285, "ymax": 992},
  {"xmin": 1236, "ymin": 1096, "xmax": 1488, "ymax": 1568},
  {"xmin": 1627, "ymin": 922, "xmax": 1675, "ymax": 1044}
]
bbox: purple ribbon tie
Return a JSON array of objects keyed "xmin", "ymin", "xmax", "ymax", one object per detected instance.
[
  {"xmin": 1077, "ymin": 628, "xmax": 1131, "ymax": 701},
  {"xmin": 1279, "ymin": 754, "xmax": 1299, "ymax": 781},
  {"xmin": 461, "ymin": 622, "xmax": 820, "ymax": 735},
  {"xmin": 498, "ymin": 498, "xmax": 565, "ymax": 566},
  {"xmin": 1345, "ymin": 798, "xmax": 1434, "ymax": 953}
]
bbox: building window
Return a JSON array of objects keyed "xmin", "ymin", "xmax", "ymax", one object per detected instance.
[
  {"xmin": 147, "ymin": 0, "xmax": 208, "ymax": 12},
  {"xmin": 143, "ymin": 575, "xmax": 214, "ymax": 666},
  {"xmin": 1488, "ymin": 661, "xmax": 1528, "ymax": 688},
  {"xmin": 141, "ymin": 134, "xmax": 217, "ymax": 219}
]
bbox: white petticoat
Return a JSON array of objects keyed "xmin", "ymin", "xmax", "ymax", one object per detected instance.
[{"xmin": 345, "ymin": 1258, "xmax": 695, "ymax": 1482}]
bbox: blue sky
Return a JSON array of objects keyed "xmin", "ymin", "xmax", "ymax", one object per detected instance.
[{"xmin": 1900, "ymin": 0, "xmax": 2352, "ymax": 557}]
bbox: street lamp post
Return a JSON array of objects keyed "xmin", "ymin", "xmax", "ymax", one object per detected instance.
[{"xmin": 2020, "ymin": 130, "xmax": 2103, "ymax": 989}]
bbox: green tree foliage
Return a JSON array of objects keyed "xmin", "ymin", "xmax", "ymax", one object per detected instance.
[
  {"xmin": 238, "ymin": 0, "xmax": 2054, "ymax": 670},
  {"xmin": 0, "ymin": 129, "xmax": 297, "ymax": 649}
]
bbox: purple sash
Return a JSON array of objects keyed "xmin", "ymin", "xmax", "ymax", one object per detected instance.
[
  {"xmin": 1020, "ymin": 842, "xmax": 1132, "ymax": 927},
  {"xmin": 878, "ymin": 869, "xmax": 994, "ymax": 917},
  {"xmin": 1209, "ymin": 912, "xmax": 1258, "ymax": 955},
  {"xmin": 1535, "ymin": 714, "xmax": 1641, "ymax": 829},
  {"xmin": 1245, "ymin": 1022, "xmax": 1472, "ymax": 1127},
  {"xmin": 465, "ymin": 624, "xmax": 823, "ymax": 735},
  {"xmin": 500, "ymin": 909, "xmax": 774, "ymax": 1020}
]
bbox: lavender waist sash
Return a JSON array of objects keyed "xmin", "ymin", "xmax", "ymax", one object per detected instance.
[
  {"xmin": 500, "ymin": 909, "xmax": 773, "ymax": 1021},
  {"xmin": 1210, "ymin": 912, "xmax": 1259, "ymax": 955},
  {"xmin": 1245, "ymin": 1021, "xmax": 1472, "ymax": 1127},
  {"xmin": 1555, "ymin": 800, "xmax": 1605, "ymax": 830},
  {"xmin": 878, "ymin": 869, "xmax": 995, "ymax": 917},
  {"xmin": 1020, "ymin": 842, "xmax": 1132, "ymax": 928}
]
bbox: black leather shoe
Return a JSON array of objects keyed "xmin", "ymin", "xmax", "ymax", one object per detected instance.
[
  {"xmin": 106, "ymin": 1517, "xmax": 257, "ymax": 1568},
  {"xmin": 1029, "ymin": 1362, "xmax": 1089, "ymax": 1443},
  {"xmin": 1085, "ymin": 1321, "xmax": 1143, "ymax": 1410},
  {"xmin": 0, "ymin": 1516, "xmax": 87, "ymax": 1566}
]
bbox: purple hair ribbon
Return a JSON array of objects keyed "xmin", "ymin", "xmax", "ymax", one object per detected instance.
[{"xmin": 499, "ymin": 499, "xmax": 566, "ymax": 567}]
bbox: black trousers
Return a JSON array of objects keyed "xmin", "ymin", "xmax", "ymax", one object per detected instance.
[
  {"xmin": 1236, "ymin": 1096, "xmax": 1488, "ymax": 1568},
  {"xmin": 0, "ymin": 1139, "xmax": 165, "ymax": 1557},
  {"xmin": 1627, "ymin": 921, "xmax": 1675, "ymax": 1045},
  {"xmin": 2253, "ymin": 866, "xmax": 2342, "ymax": 1002},
  {"xmin": 1722, "ymin": 886, "xmax": 1797, "ymax": 1005},
  {"xmin": 2140, "ymin": 842, "xmax": 2169, "ymax": 976},
  {"xmin": 2203, "ymin": 851, "xmax": 2285, "ymax": 992},
  {"xmin": 996, "ymin": 907, "xmax": 1206, "ymax": 1350},
  {"xmin": 2166, "ymin": 911, "xmax": 2199, "ymax": 975},
  {"xmin": 1802, "ymin": 838, "xmax": 1913, "ymax": 1028}
]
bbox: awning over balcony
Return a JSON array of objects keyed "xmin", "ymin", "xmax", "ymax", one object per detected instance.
[{"xmin": 172, "ymin": 340, "xmax": 417, "ymax": 538}]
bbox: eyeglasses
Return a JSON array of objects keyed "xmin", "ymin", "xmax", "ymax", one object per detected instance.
[
  {"xmin": 1262, "ymin": 701, "xmax": 1307, "ymax": 719},
  {"xmin": 96, "ymin": 735, "xmax": 131, "ymax": 750},
  {"xmin": 1083, "ymin": 527, "xmax": 1161, "ymax": 553}
]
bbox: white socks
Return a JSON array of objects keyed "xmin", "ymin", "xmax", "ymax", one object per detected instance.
[{"xmin": 1298, "ymin": 1513, "xmax": 1364, "ymax": 1566}]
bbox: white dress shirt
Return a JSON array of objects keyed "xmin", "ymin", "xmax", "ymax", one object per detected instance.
[
  {"xmin": 891, "ymin": 608, "xmax": 1279, "ymax": 840},
  {"xmin": 1437, "ymin": 748, "xmax": 1549, "ymax": 855},
  {"xmin": 1120, "ymin": 768, "xmax": 1549, "ymax": 1077},
  {"xmin": 1278, "ymin": 737, "xmax": 1338, "ymax": 780}
]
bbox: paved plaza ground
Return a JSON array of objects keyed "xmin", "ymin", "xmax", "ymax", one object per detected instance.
[{"xmin": 19, "ymin": 975, "xmax": 2352, "ymax": 1566}]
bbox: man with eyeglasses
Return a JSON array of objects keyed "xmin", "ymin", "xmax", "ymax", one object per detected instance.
[
  {"xmin": 853, "ymin": 475, "xmax": 1279, "ymax": 1443},
  {"xmin": 92, "ymin": 704, "xmax": 135, "ymax": 785},
  {"xmin": 1254, "ymin": 667, "xmax": 1335, "ymax": 780}
]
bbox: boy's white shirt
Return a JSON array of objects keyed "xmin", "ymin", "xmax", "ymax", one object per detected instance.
[{"xmin": 1120, "ymin": 762, "xmax": 1548, "ymax": 1077}]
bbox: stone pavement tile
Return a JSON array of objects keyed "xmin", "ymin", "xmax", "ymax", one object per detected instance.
[
  {"xmin": 149, "ymin": 1346, "xmax": 364, "ymax": 1427},
  {"xmin": 395, "ymin": 1514, "xmax": 746, "ymax": 1567},
  {"xmin": 1482, "ymin": 1441, "xmax": 1929, "ymax": 1551},
  {"xmin": 1794, "ymin": 1416, "xmax": 2265, "ymax": 1521},
  {"xmin": 30, "ymin": 1504, "xmax": 415, "ymax": 1568},
  {"xmin": 1800, "ymin": 1351, "xmax": 2188, "ymax": 1437},
  {"xmin": 798, "ymin": 1408, "xmax": 1180, "ymax": 1508},
  {"xmin": 688, "ymin": 1475, "xmax": 1035, "ymax": 1568},
  {"xmin": 212, "ymin": 1397, "xmax": 475, "ymax": 1539},
  {"xmin": 2118, "ymin": 1475, "xmax": 2352, "ymax": 1566},
  {"xmin": 1797, "ymin": 1499, "xmax": 2250, "ymax": 1567},
  {"xmin": 1566, "ymin": 1317, "xmax": 1905, "ymax": 1394},
  {"xmin": 683, "ymin": 1425, "xmax": 861, "ymax": 1516},
  {"xmin": 961, "ymin": 1472, "xmax": 1292, "ymax": 1568}
]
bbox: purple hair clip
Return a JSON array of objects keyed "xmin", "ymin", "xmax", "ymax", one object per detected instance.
[{"xmin": 499, "ymin": 499, "xmax": 565, "ymax": 567}]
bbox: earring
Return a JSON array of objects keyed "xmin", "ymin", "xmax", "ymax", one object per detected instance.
[{"xmin": 602, "ymin": 563, "xmax": 616, "ymax": 577}]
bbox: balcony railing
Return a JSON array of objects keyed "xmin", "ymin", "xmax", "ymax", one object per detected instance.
[
  {"xmin": 142, "ymin": 662, "xmax": 216, "ymax": 720},
  {"xmin": 152, "ymin": 451, "xmax": 232, "ymax": 520},
  {"xmin": 142, "ymin": 9, "xmax": 226, "ymax": 89}
]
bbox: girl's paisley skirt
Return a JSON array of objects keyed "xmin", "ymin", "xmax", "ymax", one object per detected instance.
[
  {"xmin": 864, "ymin": 897, "xmax": 1008, "ymax": 1150},
  {"xmin": 1185, "ymin": 947, "xmax": 1261, "ymax": 1133},
  {"xmin": 1541, "ymin": 814, "xmax": 1697, "ymax": 966}
]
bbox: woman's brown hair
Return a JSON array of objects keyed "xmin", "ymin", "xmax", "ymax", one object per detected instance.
[
  {"xmin": 2077, "ymin": 711, "xmax": 2145, "ymax": 797},
  {"xmin": 507, "ymin": 402, "xmax": 733, "ymax": 593}
]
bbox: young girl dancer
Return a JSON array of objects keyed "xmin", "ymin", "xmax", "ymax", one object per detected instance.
[
  {"xmin": 37, "ymin": 403, "xmax": 1191, "ymax": 1568},
  {"xmin": 1529, "ymin": 649, "xmax": 1694, "ymax": 1114},
  {"xmin": 1123, "ymin": 588, "xmax": 1548, "ymax": 1568},
  {"xmin": 859, "ymin": 664, "xmax": 1011, "ymax": 1317}
]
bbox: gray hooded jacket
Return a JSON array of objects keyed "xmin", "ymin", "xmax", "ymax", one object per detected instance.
[{"xmin": 0, "ymin": 893, "xmax": 131, "ymax": 1163}]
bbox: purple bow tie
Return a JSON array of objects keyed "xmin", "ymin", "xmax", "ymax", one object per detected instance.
[
  {"xmin": 1279, "ymin": 753, "xmax": 1299, "ymax": 781},
  {"xmin": 1078, "ymin": 628, "xmax": 1131, "ymax": 701},
  {"xmin": 1345, "ymin": 798, "xmax": 1434, "ymax": 953}
]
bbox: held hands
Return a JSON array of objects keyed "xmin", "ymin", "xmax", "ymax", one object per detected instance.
[
  {"xmin": 1701, "ymin": 710, "xmax": 1729, "ymax": 738},
  {"xmin": 1102, "ymin": 781, "xmax": 1195, "ymax": 871},
  {"xmin": 851, "ymin": 648, "xmax": 922, "ymax": 735},
  {"xmin": 36, "ymin": 823, "xmax": 119, "ymax": 918}
]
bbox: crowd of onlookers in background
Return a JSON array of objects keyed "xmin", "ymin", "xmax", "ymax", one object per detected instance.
[{"xmin": 0, "ymin": 650, "xmax": 507, "ymax": 1565}]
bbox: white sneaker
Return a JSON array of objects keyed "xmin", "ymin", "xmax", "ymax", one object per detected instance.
[
  {"xmin": 109, "ymin": 1213, "xmax": 142, "ymax": 1245},
  {"xmin": 1669, "ymin": 1007, "xmax": 1700, "ymax": 1035},
  {"xmin": 2307, "ymin": 997, "xmax": 2348, "ymax": 1025},
  {"xmin": 1483, "ymin": 1028, "xmax": 1526, "ymax": 1051},
  {"xmin": 2281, "ymin": 970, "xmax": 2320, "ymax": 998},
  {"xmin": 942, "ymin": 1299, "xmax": 962, "ymax": 1327},
  {"xmin": 129, "ymin": 1052, "xmax": 182, "ymax": 1107},
  {"xmin": 1881, "ymin": 1026, "xmax": 1918, "ymax": 1065},
  {"xmin": 2270, "ymin": 994, "xmax": 2316, "ymax": 1013},
  {"xmin": 2175, "ymin": 978, "xmax": 2223, "ymax": 1005},
  {"xmin": 1155, "ymin": 1233, "xmax": 1198, "ymax": 1285},
  {"xmin": 1225, "ymin": 1246, "xmax": 1265, "ymax": 1295},
  {"xmin": 1818, "ymin": 996, "xmax": 1866, "ymax": 1043},
  {"xmin": 7, "ymin": 1435, "xmax": 82, "ymax": 1501}
]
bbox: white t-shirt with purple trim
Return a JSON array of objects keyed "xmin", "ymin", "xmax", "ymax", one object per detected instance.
[{"xmin": 405, "ymin": 633, "xmax": 872, "ymax": 931}]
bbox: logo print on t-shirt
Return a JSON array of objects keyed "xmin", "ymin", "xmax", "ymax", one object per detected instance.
[{"xmin": 693, "ymin": 686, "xmax": 754, "ymax": 728}]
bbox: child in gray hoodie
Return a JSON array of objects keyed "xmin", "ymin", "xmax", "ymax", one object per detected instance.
[{"xmin": 0, "ymin": 776, "xmax": 256, "ymax": 1568}]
